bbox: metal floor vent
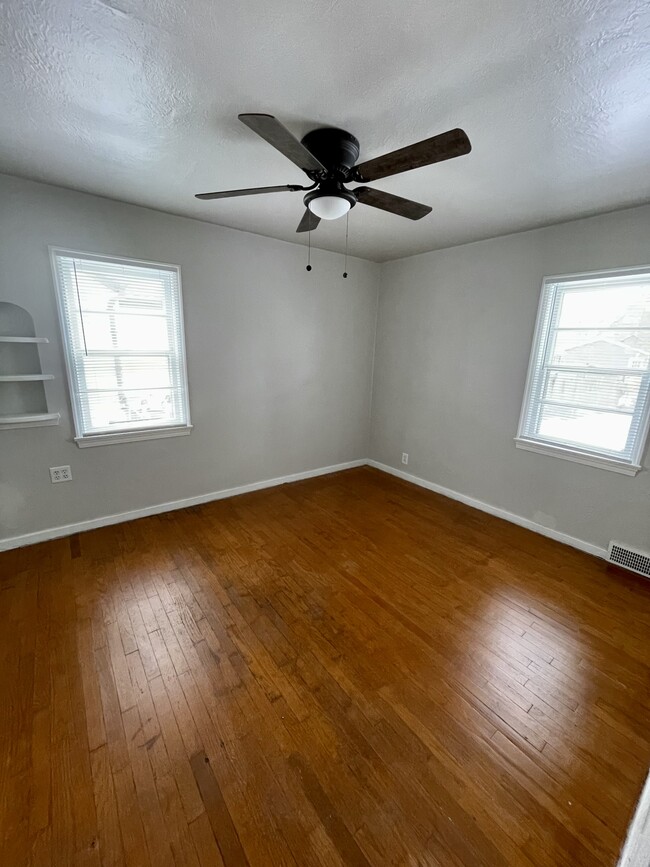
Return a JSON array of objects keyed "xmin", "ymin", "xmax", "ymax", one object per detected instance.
[{"xmin": 608, "ymin": 541, "xmax": 650, "ymax": 578}]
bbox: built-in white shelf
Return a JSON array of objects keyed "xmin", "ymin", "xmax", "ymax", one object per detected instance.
[
  {"xmin": 0, "ymin": 412, "xmax": 60, "ymax": 430},
  {"xmin": 0, "ymin": 374, "xmax": 55, "ymax": 382},
  {"xmin": 0, "ymin": 336, "xmax": 49, "ymax": 344},
  {"xmin": 0, "ymin": 304, "xmax": 58, "ymax": 429}
]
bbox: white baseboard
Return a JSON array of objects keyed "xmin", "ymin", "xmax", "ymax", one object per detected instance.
[
  {"xmin": 368, "ymin": 460, "xmax": 607, "ymax": 559},
  {"xmin": 1, "ymin": 457, "xmax": 608, "ymax": 559},
  {"xmin": 618, "ymin": 770, "xmax": 650, "ymax": 866},
  {"xmin": 0, "ymin": 459, "xmax": 366, "ymax": 552}
]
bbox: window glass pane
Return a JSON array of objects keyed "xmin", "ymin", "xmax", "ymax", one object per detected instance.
[
  {"xmin": 556, "ymin": 284, "xmax": 650, "ymax": 329},
  {"xmin": 81, "ymin": 313, "xmax": 170, "ymax": 351},
  {"xmin": 543, "ymin": 370, "xmax": 642, "ymax": 412},
  {"xmin": 85, "ymin": 388, "xmax": 180, "ymax": 432},
  {"xmin": 81, "ymin": 357, "xmax": 173, "ymax": 391},
  {"xmin": 71, "ymin": 263, "xmax": 169, "ymax": 315},
  {"xmin": 537, "ymin": 405, "xmax": 632, "ymax": 453},
  {"xmin": 549, "ymin": 330, "xmax": 650, "ymax": 371}
]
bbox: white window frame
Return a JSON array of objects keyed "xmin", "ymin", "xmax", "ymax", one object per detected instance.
[
  {"xmin": 516, "ymin": 265, "xmax": 650, "ymax": 476},
  {"xmin": 51, "ymin": 247, "xmax": 192, "ymax": 448}
]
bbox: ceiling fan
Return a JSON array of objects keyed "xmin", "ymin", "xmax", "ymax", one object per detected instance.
[{"xmin": 195, "ymin": 114, "xmax": 471, "ymax": 232}]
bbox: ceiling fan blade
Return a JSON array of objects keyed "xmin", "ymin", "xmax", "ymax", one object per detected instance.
[
  {"xmin": 239, "ymin": 114, "xmax": 327, "ymax": 173},
  {"xmin": 353, "ymin": 186, "xmax": 431, "ymax": 220},
  {"xmin": 296, "ymin": 209, "xmax": 321, "ymax": 233},
  {"xmin": 355, "ymin": 128, "xmax": 471, "ymax": 182},
  {"xmin": 195, "ymin": 184, "xmax": 303, "ymax": 200}
]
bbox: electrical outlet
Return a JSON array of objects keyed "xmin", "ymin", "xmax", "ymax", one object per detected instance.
[
  {"xmin": 401, "ymin": 453, "xmax": 409, "ymax": 465},
  {"xmin": 50, "ymin": 465, "xmax": 72, "ymax": 483}
]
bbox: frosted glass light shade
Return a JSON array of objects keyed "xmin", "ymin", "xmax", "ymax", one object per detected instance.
[{"xmin": 308, "ymin": 195, "xmax": 351, "ymax": 220}]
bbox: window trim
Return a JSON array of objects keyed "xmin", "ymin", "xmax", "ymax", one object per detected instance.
[
  {"xmin": 515, "ymin": 264, "xmax": 650, "ymax": 476},
  {"xmin": 50, "ymin": 247, "xmax": 192, "ymax": 447},
  {"xmin": 74, "ymin": 424, "xmax": 193, "ymax": 448}
]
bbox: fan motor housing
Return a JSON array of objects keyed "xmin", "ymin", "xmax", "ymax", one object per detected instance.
[
  {"xmin": 301, "ymin": 128, "xmax": 360, "ymax": 178},
  {"xmin": 303, "ymin": 182, "xmax": 357, "ymax": 211}
]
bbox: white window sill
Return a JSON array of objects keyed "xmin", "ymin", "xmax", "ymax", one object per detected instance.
[
  {"xmin": 514, "ymin": 437, "xmax": 642, "ymax": 476},
  {"xmin": 75, "ymin": 425, "xmax": 193, "ymax": 448}
]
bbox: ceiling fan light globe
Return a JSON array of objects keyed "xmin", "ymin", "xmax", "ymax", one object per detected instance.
[{"xmin": 308, "ymin": 195, "xmax": 351, "ymax": 220}]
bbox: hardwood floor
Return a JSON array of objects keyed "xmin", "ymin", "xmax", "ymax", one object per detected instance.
[{"xmin": 1, "ymin": 466, "xmax": 649, "ymax": 866}]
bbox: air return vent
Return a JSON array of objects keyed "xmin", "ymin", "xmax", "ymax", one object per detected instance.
[{"xmin": 607, "ymin": 541, "xmax": 650, "ymax": 578}]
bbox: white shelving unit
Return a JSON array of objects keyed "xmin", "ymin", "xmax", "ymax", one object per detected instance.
[
  {"xmin": 0, "ymin": 373, "xmax": 55, "ymax": 381},
  {"xmin": 0, "ymin": 303, "xmax": 60, "ymax": 430},
  {"xmin": 0, "ymin": 336, "xmax": 49, "ymax": 344},
  {"xmin": 0, "ymin": 412, "xmax": 60, "ymax": 430}
]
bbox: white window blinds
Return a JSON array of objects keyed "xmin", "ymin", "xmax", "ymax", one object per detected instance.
[
  {"xmin": 52, "ymin": 250, "xmax": 191, "ymax": 443},
  {"xmin": 517, "ymin": 267, "xmax": 650, "ymax": 473}
]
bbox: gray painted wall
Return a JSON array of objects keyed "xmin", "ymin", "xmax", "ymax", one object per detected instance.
[
  {"xmin": 0, "ymin": 174, "xmax": 378, "ymax": 542},
  {"xmin": 2, "ymin": 171, "xmax": 649, "ymax": 555},
  {"xmin": 371, "ymin": 205, "xmax": 650, "ymax": 553}
]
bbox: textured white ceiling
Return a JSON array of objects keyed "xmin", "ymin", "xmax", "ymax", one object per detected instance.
[{"xmin": 1, "ymin": 0, "xmax": 649, "ymax": 262}]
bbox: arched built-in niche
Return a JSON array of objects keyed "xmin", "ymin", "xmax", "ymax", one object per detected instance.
[{"xmin": 0, "ymin": 302, "xmax": 59, "ymax": 429}]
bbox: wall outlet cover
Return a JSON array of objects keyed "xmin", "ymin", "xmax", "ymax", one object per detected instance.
[
  {"xmin": 50, "ymin": 465, "xmax": 72, "ymax": 483},
  {"xmin": 401, "ymin": 453, "xmax": 409, "ymax": 465}
]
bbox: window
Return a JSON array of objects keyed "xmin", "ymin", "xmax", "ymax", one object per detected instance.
[
  {"xmin": 516, "ymin": 266, "xmax": 650, "ymax": 475},
  {"xmin": 51, "ymin": 249, "xmax": 191, "ymax": 447}
]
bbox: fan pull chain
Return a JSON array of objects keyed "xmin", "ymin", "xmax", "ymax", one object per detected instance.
[
  {"xmin": 343, "ymin": 211, "xmax": 349, "ymax": 278},
  {"xmin": 306, "ymin": 222, "xmax": 312, "ymax": 272}
]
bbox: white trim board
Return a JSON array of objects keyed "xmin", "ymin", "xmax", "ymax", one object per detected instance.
[
  {"xmin": 367, "ymin": 460, "xmax": 607, "ymax": 559},
  {"xmin": 0, "ymin": 459, "xmax": 366, "ymax": 552},
  {"xmin": 618, "ymin": 770, "xmax": 650, "ymax": 867},
  {"xmin": 1, "ymin": 458, "xmax": 608, "ymax": 558}
]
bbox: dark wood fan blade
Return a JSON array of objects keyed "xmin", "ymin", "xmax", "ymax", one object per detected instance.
[
  {"xmin": 296, "ymin": 209, "xmax": 321, "ymax": 233},
  {"xmin": 239, "ymin": 114, "xmax": 327, "ymax": 173},
  {"xmin": 355, "ymin": 128, "xmax": 471, "ymax": 182},
  {"xmin": 353, "ymin": 186, "xmax": 431, "ymax": 220},
  {"xmin": 195, "ymin": 184, "xmax": 303, "ymax": 200}
]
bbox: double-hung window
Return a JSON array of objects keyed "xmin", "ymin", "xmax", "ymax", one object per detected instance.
[
  {"xmin": 516, "ymin": 266, "xmax": 650, "ymax": 475},
  {"xmin": 51, "ymin": 249, "xmax": 191, "ymax": 447}
]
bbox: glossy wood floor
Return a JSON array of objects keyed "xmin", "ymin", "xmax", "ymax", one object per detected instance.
[{"xmin": 1, "ymin": 467, "xmax": 649, "ymax": 866}]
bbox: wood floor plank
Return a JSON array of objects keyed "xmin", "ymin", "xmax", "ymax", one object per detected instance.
[
  {"xmin": 89, "ymin": 744, "xmax": 125, "ymax": 867},
  {"xmin": 148, "ymin": 674, "xmax": 205, "ymax": 823},
  {"xmin": 1, "ymin": 467, "xmax": 649, "ymax": 866},
  {"xmin": 190, "ymin": 751, "xmax": 249, "ymax": 867},
  {"xmin": 121, "ymin": 703, "xmax": 174, "ymax": 867},
  {"xmin": 188, "ymin": 810, "xmax": 226, "ymax": 867},
  {"xmin": 287, "ymin": 752, "xmax": 370, "ymax": 867},
  {"xmin": 77, "ymin": 617, "xmax": 107, "ymax": 752}
]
